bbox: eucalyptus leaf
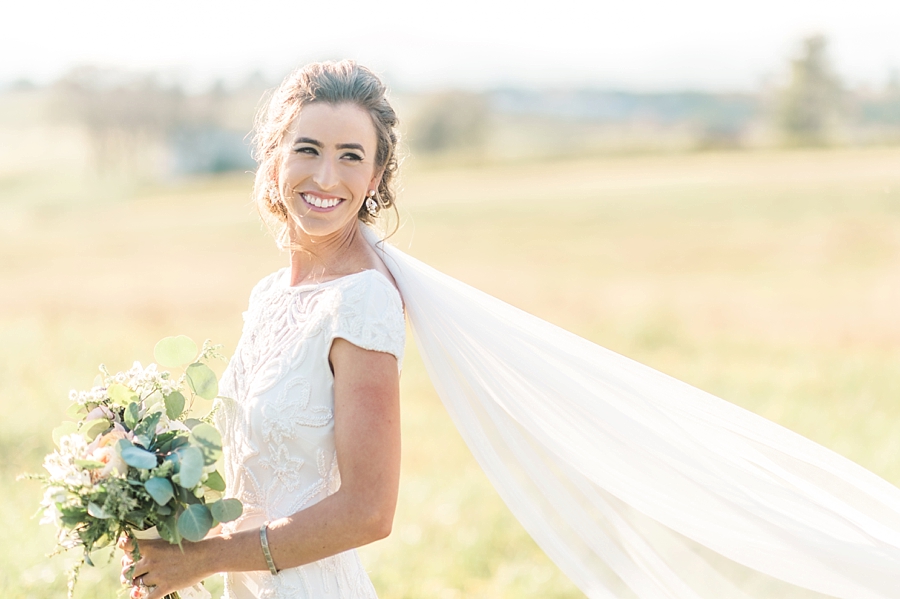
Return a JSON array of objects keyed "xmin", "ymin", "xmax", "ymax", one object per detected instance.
[
  {"xmin": 208, "ymin": 498, "xmax": 242, "ymax": 524},
  {"xmin": 87, "ymin": 502, "xmax": 110, "ymax": 519},
  {"xmin": 175, "ymin": 446, "xmax": 204, "ymax": 488},
  {"xmin": 186, "ymin": 363, "xmax": 218, "ymax": 400},
  {"xmin": 164, "ymin": 391, "xmax": 186, "ymax": 420},
  {"xmin": 120, "ymin": 445, "xmax": 158, "ymax": 470},
  {"xmin": 144, "ymin": 477, "xmax": 174, "ymax": 506},
  {"xmin": 125, "ymin": 510, "xmax": 148, "ymax": 528},
  {"xmin": 163, "ymin": 436, "xmax": 191, "ymax": 454},
  {"xmin": 52, "ymin": 422, "xmax": 79, "ymax": 446},
  {"xmin": 66, "ymin": 402, "xmax": 87, "ymax": 418},
  {"xmin": 154, "ymin": 336, "xmax": 198, "ymax": 368},
  {"xmin": 205, "ymin": 470, "xmax": 226, "ymax": 492},
  {"xmin": 82, "ymin": 418, "xmax": 110, "ymax": 441},
  {"xmin": 189, "ymin": 423, "xmax": 222, "ymax": 465},
  {"xmin": 134, "ymin": 411, "xmax": 161, "ymax": 438},
  {"xmin": 184, "ymin": 418, "xmax": 202, "ymax": 430},
  {"xmin": 124, "ymin": 402, "xmax": 140, "ymax": 431},
  {"xmin": 158, "ymin": 514, "xmax": 180, "ymax": 545},
  {"xmin": 177, "ymin": 504, "xmax": 212, "ymax": 542},
  {"xmin": 108, "ymin": 383, "xmax": 138, "ymax": 406}
]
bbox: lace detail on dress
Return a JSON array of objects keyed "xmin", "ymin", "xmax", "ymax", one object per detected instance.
[{"xmin": 216, "ymin": 268, "xmax": 403, "ymax": 599}]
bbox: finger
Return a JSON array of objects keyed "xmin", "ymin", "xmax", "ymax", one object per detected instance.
[
  {"xmin": 120, "ymin": 561, "xmax": 136, "ymax": 585},
  {"xmin": 145, "ymin": 583, "xmax": 170, "ymax": 599},
  {"xmin": 118, "ymin": 535, "xmax": 134, "ymax": 552},
  {"xmin": 129, "ymin": 558, "xmax": 149, "ymax": 580}
]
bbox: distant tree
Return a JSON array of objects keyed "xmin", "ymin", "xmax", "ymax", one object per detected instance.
[
  {"xmin": 52, "ymin": 67, "xmax": 184, "ymax": 174},
  {"xmin": 777, "ymin": 35, "xmax": 843, "ymax": 145},
  {"xmin": 882, "ymin": 69, "xmax": 900, "ymax": 124},
  {"xmin": 409, "ymin": 91, "xmax": 489, "ymax": 155}
]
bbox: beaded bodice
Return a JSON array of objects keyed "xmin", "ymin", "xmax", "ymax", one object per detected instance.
[{"xmin": 214, "ymin": 268, "xmax": 405, "ymax": 599}]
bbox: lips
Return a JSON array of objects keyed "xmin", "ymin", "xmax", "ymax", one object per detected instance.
[{"xmin": 301, "ymin": 192, "xmax": 344, "ymax": 209}]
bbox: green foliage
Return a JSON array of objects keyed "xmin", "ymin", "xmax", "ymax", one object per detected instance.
[
  {"xmin": 107, "ymin": 383, "xmax": 137, "ymax": 406},
  {"xmin": 52, "ymin": 422, "xmax": 78, "ymax": 446},
  {"xmin": 173, "ymin": 447, "xmax": 204, "ymax": 489},
  {"xmin": 205, "ymin": 470, "xmax": 226, "ymax": 492},
  {"xmin": 124, "ymin": 402, "xmax": 140, "ymax": 430},
  {"xmin": 186, "ymin": 363, "xmax": 218, "ymax": 400},
  {"xmin": 81, "ymin": 419, "xmax": 109, "ymax": 441},
  {"xmin": 133, "ymin": 411, "xmax": 161, "ymax": 439},
  {"xmin": 144, "ymin": 478, "xmax": 174, "ymax": 506},
  {"xmin": 409, "ymin": 91, "xmax": 489, "ymax": 155},
  {"xmin": 177, "ymin": 504, "xmax": 213, "ymax": 542},
  {"xmin": 777, "ymin": 34, "xmax": 843, "ymax": 145},
  {"xmin": 153, "ymin": 336, "xmax": 199, "ymax": 368},
  {"xmin": 208, "ymin": 498, "xmax": 242, "ymax": 524},
  {"xmin": 86, "ymin": 502, "xmax": 110, "ymax": 519},
  {"xmin": 189, "ymin": 423, "xmax": 222, "ymax": 465},
  {"xmin": 118, "ymin": 441, "xmax": 158, "ymax": 470},
  {"xmin": 165, "ymin": 391, "xmax": 186, "ymax": 420}
]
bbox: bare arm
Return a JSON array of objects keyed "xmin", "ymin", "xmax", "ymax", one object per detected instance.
[{"xmin": 126, "ymin": 339, "xmax": 401, "ymax": 598}]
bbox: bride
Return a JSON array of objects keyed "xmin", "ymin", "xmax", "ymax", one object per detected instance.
[{"xmin": 122, "ymin": 61, "xmax": 900, "ymax": 599}]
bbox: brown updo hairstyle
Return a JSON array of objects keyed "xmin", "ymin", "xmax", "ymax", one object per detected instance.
[{"xmin": 251, "ymin": 60, "xmax": 400, "ymax": 243}]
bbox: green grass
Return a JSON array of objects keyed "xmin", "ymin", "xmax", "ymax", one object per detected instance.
[{"xmin": 2, "ymin": 146, "xmax": 900, "ymax": 598}]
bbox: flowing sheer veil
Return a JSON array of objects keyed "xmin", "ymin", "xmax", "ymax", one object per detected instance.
[{"xmin": 363, "ymin": 226, "xmax": 900, "ymax": 599}]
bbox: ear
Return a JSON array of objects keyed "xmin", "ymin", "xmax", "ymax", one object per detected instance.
[{"xmin": 369, "ymin": 167, "xmax": 386, "ymax": 192}]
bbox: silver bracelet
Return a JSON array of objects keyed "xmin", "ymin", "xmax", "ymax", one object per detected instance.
[{"xmin": 259, "ymin": 522, "xmax": 279, "ymax": 575}]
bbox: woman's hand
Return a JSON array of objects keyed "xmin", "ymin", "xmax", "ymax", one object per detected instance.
[{"xmin": 119, "ymin": 535, "xmax": 212, "ymax": 599}]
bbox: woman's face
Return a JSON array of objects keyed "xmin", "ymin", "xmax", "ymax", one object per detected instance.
[{"xmin": 279, "ymin": 102, "xmax": 381, "ymax": 239}]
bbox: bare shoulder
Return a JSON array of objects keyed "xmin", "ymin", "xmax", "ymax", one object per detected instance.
[{"xmin": 348, "ymin": 242, "xmax": 400, "ymax": 296}]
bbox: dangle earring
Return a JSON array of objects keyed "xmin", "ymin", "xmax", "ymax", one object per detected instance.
[{"xmin": 365, "ymin": 189, "xmax": 379, "ymax": 217}]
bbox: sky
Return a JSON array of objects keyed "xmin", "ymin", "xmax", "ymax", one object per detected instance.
[{"xmin": 3, "ymin": 0, "xmax": 899, "ymax": 92}]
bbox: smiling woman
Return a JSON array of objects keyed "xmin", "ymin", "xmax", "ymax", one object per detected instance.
[
  {"xmin": 120, "ymin": 61, "xmax": 406, "ymax": 599},
  {"xmin": 121, "ymin": 60, "xmax": 900, "ymax": 599},
  {"xmin": 278, "ymin": 103, "xmax": 381, "ymax": 239},
  {"xmin": 252, "ymin": 61, "xmax": 400, "ymax": 250}
]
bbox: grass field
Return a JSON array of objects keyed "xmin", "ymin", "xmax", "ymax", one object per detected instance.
[{"xmin": 2, "ymin": 146, "xmax": 900, "ymax": 598}]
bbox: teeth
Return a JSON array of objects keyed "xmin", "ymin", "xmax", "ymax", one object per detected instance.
[{"xmin": 303, "ymin": 194, "xmax": 341, "ymax": 208}]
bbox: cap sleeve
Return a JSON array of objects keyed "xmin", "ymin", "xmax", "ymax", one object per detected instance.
[{"xmin": 330, "ymin": 271, "xmax": 406, "ymax": 364}]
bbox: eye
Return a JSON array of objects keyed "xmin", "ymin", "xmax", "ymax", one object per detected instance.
[
  {"xmin": 293, "ymin": 146, "xmax": 318, "ymax": 156},
  {"xmin": 341, "ymin": 151, "xmax": 363, "ymax": 162}
]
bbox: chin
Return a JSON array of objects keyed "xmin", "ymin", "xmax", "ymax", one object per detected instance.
[{"xmin": 290, "ymin": 214, "xmax": 361, "ymax": 240}]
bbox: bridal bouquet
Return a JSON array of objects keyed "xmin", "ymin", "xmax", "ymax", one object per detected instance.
[{"xmin": 30, "ymin": 336, "xmax": 241, "ymax": 598}]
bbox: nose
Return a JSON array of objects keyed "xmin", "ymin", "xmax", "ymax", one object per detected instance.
[{"xmin": 312, "ymin": 156, "xmax": 339, "ymax": 191}]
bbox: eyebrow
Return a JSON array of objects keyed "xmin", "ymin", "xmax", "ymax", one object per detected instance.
[{"xmin": 293, "ymin": 137, "xmax": 366, "ymax": 153}]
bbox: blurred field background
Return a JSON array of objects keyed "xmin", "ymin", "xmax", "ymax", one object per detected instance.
[{"xmin": 3, "ymin": 16, "xmax": 900, "ymax": 599}]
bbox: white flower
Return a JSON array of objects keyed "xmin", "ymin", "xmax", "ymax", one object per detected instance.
[
  {"xmin": 160, "ymin": 419, "xmax": 189, "ymax": 434},
  {"xmin": 39, "ymin": 487, "xmax": 65, "ymax": 526},
  {"xmin": 89, "ymin": 445, "xmax": 127, "ymax": 479},
  {"xmin": 38, "ymin": 507, "xmax": 61, "ymax": 526}
]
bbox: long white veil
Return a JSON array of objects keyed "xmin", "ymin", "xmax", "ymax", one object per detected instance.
[{"xmin": 363, "ymin": 227, "xmax": 900, "ymax": 599}]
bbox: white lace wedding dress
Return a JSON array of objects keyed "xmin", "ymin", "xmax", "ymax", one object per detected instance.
[{"xmin": 214, "ymin": 267, "xmax": 405, "ymax": 599}]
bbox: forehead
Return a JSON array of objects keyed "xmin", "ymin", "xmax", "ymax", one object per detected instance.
[{"xmin": 286, "ymin": 102, "xmax": 377, "ymax": 147}]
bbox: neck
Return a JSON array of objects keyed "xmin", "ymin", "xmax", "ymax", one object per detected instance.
[{"xmin": 286, "ymin": 221, "xmax": 365, "ymax": 286}]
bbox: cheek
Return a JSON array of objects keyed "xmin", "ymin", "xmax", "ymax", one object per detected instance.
[
  {"xmin": 280, "ymin": 159, "xmax": 308, "ymax": 188},
  {"xmin": 348, "ymin": 169, "xmax": 375, "ymax": 194}
]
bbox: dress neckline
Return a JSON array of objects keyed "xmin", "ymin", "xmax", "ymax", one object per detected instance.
[{"xmin": 278, "ymin": 267, "xmax": 392, "ymax": 293}]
